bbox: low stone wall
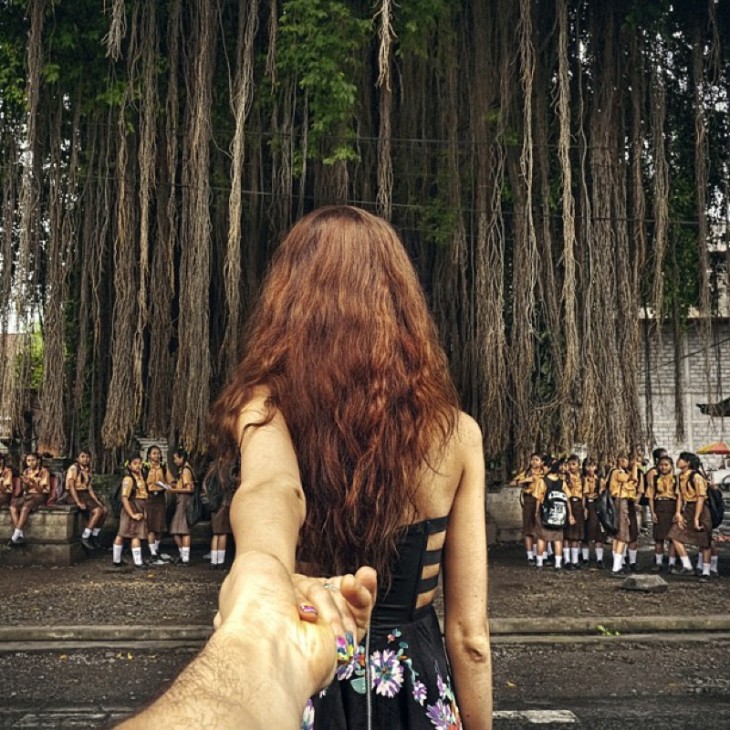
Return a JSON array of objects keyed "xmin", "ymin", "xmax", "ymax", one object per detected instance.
[
  {"xmin": 0, "ymin": 506, "xmax": 87, "ymax": 566},
  {"xmin": 486, "ymin": 486, "xmax": 523, "ymax": 544}
]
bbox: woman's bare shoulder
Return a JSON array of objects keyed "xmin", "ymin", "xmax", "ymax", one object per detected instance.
[{"xmin": 454, "ymin": 411, "xmax": 483, "ymax": 451}]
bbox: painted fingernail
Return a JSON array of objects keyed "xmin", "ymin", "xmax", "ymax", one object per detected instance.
[{"xmin": 299, "ymin": 603, "xmax": 318, "ymax": 616}]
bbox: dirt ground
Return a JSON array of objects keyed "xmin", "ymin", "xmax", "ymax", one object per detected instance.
[{"xmin": 1, "ymin": 535, "xmax": 728, "ymax": 626}]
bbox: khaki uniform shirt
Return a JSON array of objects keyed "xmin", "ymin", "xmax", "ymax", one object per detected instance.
[
  {"xmin": 23, "ymin": 467, "xmax": 50, "ymax": 494},
  {"xmin": 514, "ymin": 469, "xmax": 544, "ymax": 497},
  {"xmin": 146, "ymin": 464, "xmax": 167, "ymax": 494},
  {"xmin": 176, "ymin": 464, "xmax": 195, "ymax": 493},
  {"xmin": 608, "ymin": 468, "xmax": 638, "ymax": 500},
  {"xmin": 66, "ymin": 463, "xmax": 91, "ymax": 492},
  {"xmin": 678, "ymin": 471, "xmax": 707, "ymax": 503},
  {"xmin": 1, "ymin": 466, "xmax": 13, "ymax": 493},
  {"xmin": 583, "ymin": 475, "xmax": 600, "ymax": 500},
  {"xmin": 122, "ymin": 473, "xmax": 148, "ymax": 501},
  {"xmin": 564, "ymin": 473, "xmax": 584, "ymax": 499},
  {"xmin": 646, "ymin": 473, "xmax": 677, "ymax": 500}
]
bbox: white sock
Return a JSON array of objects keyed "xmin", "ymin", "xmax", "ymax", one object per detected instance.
[
  {"xmin": 656, "ymin": 553, "xmax": 664, "ymax": 565},
  {"xmin": 613, "ymin": 553, "xmax": 624, "ymax": 572},
  {"xmin": 92, "ymin": 528, "xmax": 101, "ymax": 536},
  {"xmin": 547, "ymin": 544, "xmax": 553, "ymax": 556},
  {"xmin": 154, "ymin": 540, "xmax": 161, "ymax": 553},
  {"xmin": 554, "ymin": 555, "xmax": 563, "ymax": 568},
  {"xmin": 697, "ymin": 554, "xmax": 704, "ymax": 569},
  {"xmin": 668, "ymin": 556, "xmax": 676, "ymax": 566},
  {"xmin": 703, "ymin": 564, "xmax": 711, "ymax": 577},
  {"xmin": 82, "ymin": 528, "xmax": 92, "ymax": 538},
  {"xmin": 711, "ymin": 556, "xmax": 718, "ymax": 572},
  {"xmin": 12, "ymin": 529, "xmax": 21, "ymax": 541},
  {"xmin": 210, "ymin": 550, "xmax": 219, "ymax": 565},
  {"xmin": 536, "ymin": 555, "xmax": 544, "ymax": 567},
  {"xmin": 113, "ymin": 544, "xmax": 123, "ymax": 563},
  {"xmin": 132, "ymin": 547, "xmax": 143, "ymax": 566},
  {"xmin": 542, "ymin": 552, "xmax": 548, "ymax": 561},
  {"xmin": 596, "ymin": 547, "xmax": 604, "ymax": 561},
  {"xmin": 571, "ymin": 547, "xmax": 579, "ymax": 564},
  {"xmin": 582, "ymin": 547, "xmax": 589, "ymax": 561},
  {"xmin": 628, "ymin": 549, "xmax": 638, "ymax": 565},
  {"xmin": 216, "ymin": 549, "xmax": 225, "ymax": 564},
  {"xmin": 681, "ymin": 556, "xmax": 692, "ymax": 569},
  {"xmin": 527, "ymin": 549, "xmax": 535, "ymax": 560},
  {"xmin": 562, "ymin": 548, "xmax": 568, "ymax": 560},
  {"xmin": 181, "ymin": 547, "xmax": 190, "ymax": 563}
]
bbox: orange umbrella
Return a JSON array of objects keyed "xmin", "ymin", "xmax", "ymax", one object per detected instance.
[{"xmin": 697, "ymin": 441, "xmax": 730, "ymax": 455}]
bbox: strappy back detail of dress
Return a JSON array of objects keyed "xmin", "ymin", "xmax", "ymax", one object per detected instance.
[{"xmin": 372, "ymin": 515, "xmax": 449, "ymax": 627}]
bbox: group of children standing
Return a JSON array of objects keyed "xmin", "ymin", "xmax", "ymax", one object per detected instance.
[
  {"xmin": 512, "ymin": 449, "xmax": 721, "ymax": 580},
  {"xmin": 111, "ymin": 445, "xmax": 232, "ymax": 570}
]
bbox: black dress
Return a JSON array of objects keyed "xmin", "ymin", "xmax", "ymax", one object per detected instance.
[{"xmin": 305, "ymin": 516, "xmax": 462, "ymax": 729}]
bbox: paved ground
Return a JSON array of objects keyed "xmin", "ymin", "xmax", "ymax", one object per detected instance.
[{"xmin": 1, "ymin": 537, "xmax": 729, "ymax": 727}]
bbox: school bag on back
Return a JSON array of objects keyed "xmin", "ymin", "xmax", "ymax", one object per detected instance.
[
  {"xmin": 541, "ymin": 477, "xmax": 569, "ymax": 529},
  {"xmin": 596, "ymin": 470, "xmax": 619, "ymax": 535},
  {"xmin": 110, "ymin": 471, "xmax": 135, "ymax": 518}
]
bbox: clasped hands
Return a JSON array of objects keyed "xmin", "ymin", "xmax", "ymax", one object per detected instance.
[{"xmin": 214, "ymin": 551, "xmax": 377, "ymax": 699}]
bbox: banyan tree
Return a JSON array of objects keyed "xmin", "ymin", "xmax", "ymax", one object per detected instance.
[{"xmin": 0, "ymin": 0, "xmax": 729, "ymax": 470}]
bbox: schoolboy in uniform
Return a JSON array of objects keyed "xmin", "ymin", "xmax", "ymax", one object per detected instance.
[
  {"xmin": 608, "ymin": 453, "xmax": 640, "ymax": 576},
  {"xmin": 646, "ymin": 454, "xmax": 677, "ymax": 573},
  {"xmin": 8, "ymin": 453, "xmax": 50, "ymax": 546},
  {"xmin": 112, "ymin": 456, "xmax": 148, "ymax": 569},
  {"xmin": 668, "ymin": 451, "xmax": 713, "ymax": 580},
  {"xmin": 510, "ymin": 452, "xmax": 545, "ymax": 565},
  {"xmin": 66, "ymin": 449, "xmax": 108, "ymax": 550},
  {"xmin": 533, "ymin": 459, "xmax": 565, "ymax": 570},
  {"xmin": 563, "ymin": 454, "xmax": 586, "ymax": 569}
]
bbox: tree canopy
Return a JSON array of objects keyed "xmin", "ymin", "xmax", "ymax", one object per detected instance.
[{"xmin": 1, "ymin": 0, "xmax": 729, "ymax": 468}]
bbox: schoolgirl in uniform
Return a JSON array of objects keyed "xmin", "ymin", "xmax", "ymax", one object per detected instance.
[
  {"xmin": 668, "ymin": 451, "xmax": 713, "ymax": 580},
  {"xmin": 534, "ymin": 459, "xmax": 565, "ymax": 569},
  {"xmin": 581, "ymin": 458, "xmax": 605, "ymax": 568},
  {"xmin": 66, "ymin": 449, "xmax": 108, "ymax": 550},
  {"xmin": 510, "ymin": 452, "xmax": 545, "ymax": 565},
  {"xmin": 563, "ymin": 454, "xmax": 585, "ymax": 569},
  {"xmin": 112, "ymin": 455, "xmax": 148, "ymax": 569},
  {"xmin": 608, "ymin": 454, "xmax": 640, "ymax": 576},
  {"xmin": 0, "ymin": 453, "xmax": 15, "ymax": 511},
  {"xmin": 168, "ymin": 447, "xmax": 195, "ymax": 566},
  {"xmin": 646, "ymin": 454, "xmax": 677, "ymax": 573},
  {"xmin": 8, "ymin": 453, "xmax": 50, "ymax": 547},
  {"xmin": 144, "ymin": 445, "xmax": 169, "ymax": 565}
]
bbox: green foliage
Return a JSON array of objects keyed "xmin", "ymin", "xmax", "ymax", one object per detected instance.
[
  {"xmin": 393, "ymin": 0, "xmax": 452, "ymax": 58},
  {"xmin": 276, "ymin": 0, "xmax": 370, "ymax": 164}
]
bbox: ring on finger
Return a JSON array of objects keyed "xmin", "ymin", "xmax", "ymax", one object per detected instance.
[{"xmin": 323, "ymin": 581, "xmax": 339, "ymax": 592}]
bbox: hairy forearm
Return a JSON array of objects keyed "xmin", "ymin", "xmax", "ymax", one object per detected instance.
[{"xmin": 119, "ymin": 628, "xmax": 308, "ymax": 730}]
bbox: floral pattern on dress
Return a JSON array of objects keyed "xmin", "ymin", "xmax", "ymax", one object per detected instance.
[{"xmin": 301, "ymin": 626, "xmax": 462, "ymax": 728}]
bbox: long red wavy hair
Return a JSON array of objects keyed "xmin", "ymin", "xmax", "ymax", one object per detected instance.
[{"xmin": 209, "ymin": 206, "xmax": 459, "ymax": 577}]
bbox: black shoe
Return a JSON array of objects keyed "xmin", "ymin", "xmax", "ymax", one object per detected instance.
[
  {"xmin": 134, "ymin": 563, "xmax": 147, "ymax": 570},
  {"xmin": 91, "ymin": 535, "xmax": 103, "ymax": 550},
  {"xmin": 110, "ymin": 561, "xmax": 126, "ymax": 570},
  {"xmin": 564, "ymin": 562, "xmax": 572, "ymax": 571},
  {"xmin": 179, "ymin": 560, "xmax": 190, "ymax": 568},
  {"xmin": 651, "ymin": 563, "xmax": 663, "ymax": 573},
  {"xmin": 81, "ymin": 536, "xmax": 95, "ymax": 551},
  {"xmin": 628, "ymin": 562, "xmax": 638, "ymax": 572},
  {"xmin": 674, "ymin": 567, "xmax": 694, "ymax": 577},
  {"xmin": 610, "ymin": 568, "xmax": 627, "ymax": 578},
  {"xmin": 573, "ymin": 561, "xmax": 582, "ymax": 570},
  {"xmin": 527, "ymin": 558, "xmax": 536, "ymax": 566},
  {"xmin": 595, "ymin": 560, "xmax": 605, "ymax": 570},
  {"xmin": 668, "ymin": 564, "xmax": 677, "ymax": 574}
]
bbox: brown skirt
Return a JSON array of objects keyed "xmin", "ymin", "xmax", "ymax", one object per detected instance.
[
  {"xmin": 117, "ymin": 499, "xmax": 147, "ymax": 540},
  {"xmin": 668, "ymin": 503, "xmax": 713, "ymax": 549},
  {"xmin": 521, "ymin": 493, "xmax": 537, "ymax": 537},
  {"xmin": 210, "ymin": 503, "xmax": 232, "ymax": 535},
  {"xmin": 584, "ymin": 500, "xmax": 604, "ymax": 542},
  {"xmin": 0, "ymin": 491, "xmax": 11, "ymax": 508},
  {"xmin": 15, "ymin": 492, "xmax": 47, "ymax": 512},
  {"xmin": 169, "ymin": 493, "xmax": 192, "ymax": 535},
  {"xmin": 145, "ymin": 493, "xmax": 167, "ymax": 534},
  {"xmin": 564, "ymin": 498, "xmax": 585, "ymax": 541},
  {"xmin": 615, "ymin": 498, "xmax": 638, "ymax": 544},
  {"xmin": 652, "ymin": 499, "xmax": 677, "ymax": 542}
]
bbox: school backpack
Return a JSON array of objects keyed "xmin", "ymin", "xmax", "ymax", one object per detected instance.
[
  {"xmin": 707, "ymin": 487, "xmax": 725, "ymax": 529},
  {"xmin": 596, "ymin": 472, "xmax": 619, "ymax": 535},
  {"xmin": 110, "ymin": 471, "xmax": 135, "ymax": 518},
  {"xmin": 541, "ymin": 477, "xmax": 569, "ymax": 529},
  {"xmin": 202, "ymin": 471, "xmax": 224, "ymax": 513},
  {"xmin": 184, "ymin": 467, "xmax": 208, "ymax": 525}
]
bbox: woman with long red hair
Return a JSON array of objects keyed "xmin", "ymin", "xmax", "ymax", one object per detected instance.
[{"xmin": 209, "ymin": 206, "xmax": 492, "ymax": 729}]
